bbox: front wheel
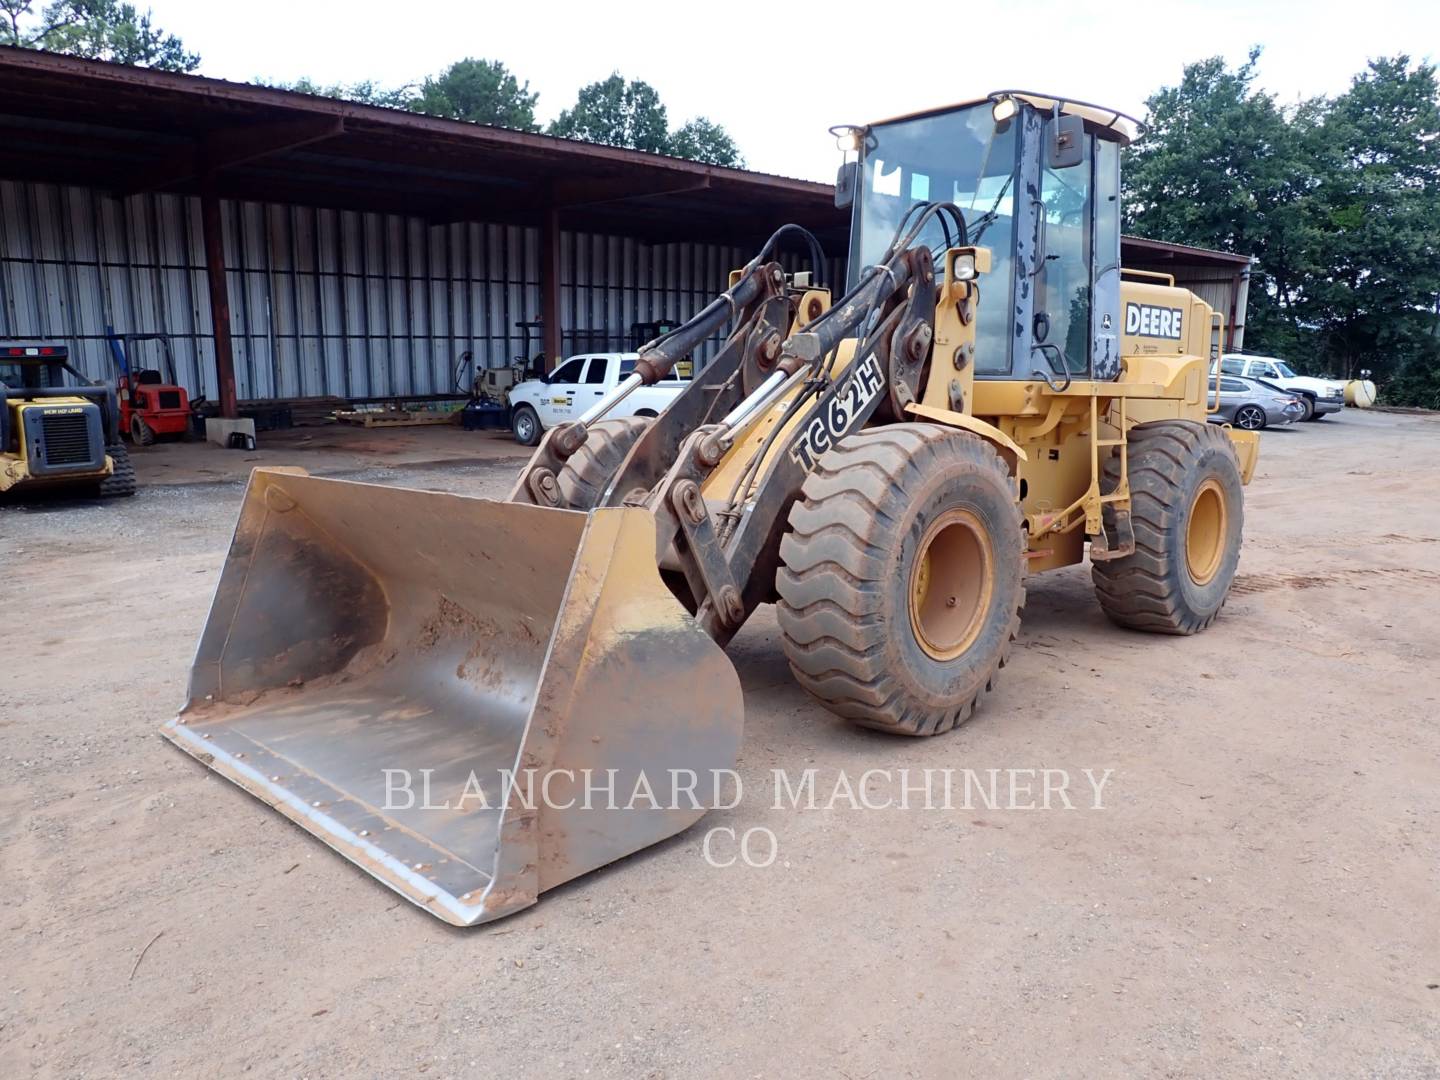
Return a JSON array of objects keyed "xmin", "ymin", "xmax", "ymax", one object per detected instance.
[
  {"xmin": 130, "ymin": 414, "xmax": 156, "ymax": 446},
  {"xmin": 1093, "ymin": 421, "xmax": 1243, "ymax": 635},
  {"xmin": 1296, "ymin": 396, "xmax": 1315, "ymax": 422},
  {"xmin": 511, "ymin": 404, "xmax": 541, "ymax": 446},
  {"xmin": 1234, "ymin": 404, "xmax": 1266, "ymax": 431},
  {"xmin": 776, "ymin": 424, "xmax": 1025, "ymax": 736}
]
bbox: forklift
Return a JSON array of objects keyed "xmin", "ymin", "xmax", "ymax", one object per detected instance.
[{"xmin": 105, "ymin": 329, "xmax": 195, "ymax": 445}]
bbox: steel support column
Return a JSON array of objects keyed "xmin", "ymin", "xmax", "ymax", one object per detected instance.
[
  {"xmin": 540, "ymin": 204, "xmax": 562, "ymax": 372},
  {"xmin": 200, "ymin": 178, "xmax": 238, "ymax": 417}
]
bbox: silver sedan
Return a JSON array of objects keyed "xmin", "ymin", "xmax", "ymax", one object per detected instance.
[{"xmin": 1206, "ymin": 375, "xmax": 1303, "ymax": 431}]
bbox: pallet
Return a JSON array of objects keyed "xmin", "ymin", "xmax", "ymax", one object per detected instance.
[{"xmin": 334, "ymin": 409, "xmax": 458, "ymax": 428}]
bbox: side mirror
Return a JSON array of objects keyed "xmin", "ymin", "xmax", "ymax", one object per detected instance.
[
  {"xmin": 1047, "ymin": 114, "xmax": 1085, "ymax": 170},
  {"xmin": 835, "ymin": 160, "xmax": 859, "ymax": 209}
]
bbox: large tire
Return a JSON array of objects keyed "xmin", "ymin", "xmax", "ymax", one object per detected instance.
[
  {"xmin": 511, "ymin": 404, "xmax": 541, "ymax": 446},
  {"xmin": 776, "ymin": 424, "xmax": 1025, "ymax": 736},
  {"xmin": 98, "ymin": 443, "xmax": 137, "ymax": 498},
  {"xmin": 1092, "ymin": 420, "xmax": 1242, "ymax": 635},
  {"xmin": 555, "ymin": 416, "xmax": 652, "ymax": 510},
  {"xmin": 1296, "ymin": 395, "xmax": 1315, "ymax": 422},
  {"xmin": 130, "ymin": 414, "xmax": 156, "ymax": 446}
]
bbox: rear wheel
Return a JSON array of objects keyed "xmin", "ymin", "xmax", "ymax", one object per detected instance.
[
  {"xmin": 1234, "ymin": 404, "xmax": 1266, "ymax": 431},
  {"xmin": 98, "ymin": 443, "xmax": 137, "ymax": 498},
  {"xmin": 1092, "ymin": 421, "xmax": 1242, "ymax": 635},
  {"xmin": 511, "ymin": 404, "xmax": 541, "ymax": 446},
  {"xmin": 130, "ymin": 414, "xmax": 156, "ymax": 446},
  {"xmin": 555, "ymin": 416, "xmax": 652, "ymax": 510},
  {"xmin": 776, "ymin": 424, "xmax": 1025, "ymax": 736}
]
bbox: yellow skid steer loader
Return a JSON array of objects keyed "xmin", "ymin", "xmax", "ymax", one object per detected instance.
[{"xmin": 164, "ymin": 92, "xmax": 1258, "ymax": 925}]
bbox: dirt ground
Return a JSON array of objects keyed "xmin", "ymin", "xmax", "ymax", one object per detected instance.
[{"xmin": 3, "ymin": 410, "xmax": 1438, "ymax": 1079}]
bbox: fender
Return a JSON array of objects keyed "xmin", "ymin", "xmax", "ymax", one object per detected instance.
[{"xmin": 904, "ymin": 402, "xmax": 1027, "ymax": 473}]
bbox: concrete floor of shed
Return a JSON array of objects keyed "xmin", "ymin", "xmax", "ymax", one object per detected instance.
[{"xmin": 132, "ymin": 421, "xmax": 528, "ymax": 486}]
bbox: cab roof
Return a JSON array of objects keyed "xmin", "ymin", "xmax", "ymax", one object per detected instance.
[{"xmin": 868, "ymin": 91, "xmax": 1141, "ymax": 146}]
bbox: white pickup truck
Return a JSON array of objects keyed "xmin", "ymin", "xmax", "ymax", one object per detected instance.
[
  {"xmin": 507, "ymin": 352, "xmax": 692, "ymax": 445},
  {"xmin": 1217, "ymin": 354, "xmax": 1347, "ymax": 421}
]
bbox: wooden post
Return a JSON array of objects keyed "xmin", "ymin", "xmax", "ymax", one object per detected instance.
[
  {"xmin": 540, "ymin": 204, "xmax": 562, "ymax": 373},
  {"xmin": 200, "ymin": 177, "xmax": 238, "ymax": 418}
]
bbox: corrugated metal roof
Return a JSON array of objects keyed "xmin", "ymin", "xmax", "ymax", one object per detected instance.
[
  {"xmin": 1121, "ymin": 234, "xmax": 1253, "ymax": 267},
  {"xmin": 0, "ymin": 46, "xmax": 846, "ymax": 248}
]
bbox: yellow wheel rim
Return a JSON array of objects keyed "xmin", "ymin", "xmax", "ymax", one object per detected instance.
[
  {"xmin": 1185, "ymin": 478, "xmax": 1227, "ymax": 586},
  {"xmin": 908, "ymin": 508, "xmax": 994, "ymax": 661}
]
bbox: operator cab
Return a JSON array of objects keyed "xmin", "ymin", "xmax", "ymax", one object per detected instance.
[
  {"xmin": 0, "ymin": 343, "xmax": 85, "ymax": 390},
  {"xmin": 839, "ymin": 92, "xmax": 1138, "ymax": 383}
]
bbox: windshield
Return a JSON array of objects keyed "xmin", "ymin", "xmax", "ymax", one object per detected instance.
[{"xmin": 850, "ymin": 103, "xmax": 1019, "ymax": 373}]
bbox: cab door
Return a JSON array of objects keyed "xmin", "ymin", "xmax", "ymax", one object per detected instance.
[
  {"xmin": 538, "ymin": 356, "xmax": 589, "ymax": 426},
  {"xmin": 580, "ymin": 356, "xmax": 611, "ymax": 408}
]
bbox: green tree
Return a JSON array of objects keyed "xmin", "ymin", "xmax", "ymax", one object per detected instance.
[
  {"xmin": 1301, "ymin": 56, "xmax": 1440, "ymax": 391},
  {"xmin": 1, "ymin": 0, "xmax": 198, "ymax": 71},
  {"xmin": 257, "ymin": 76, "xmax": 412, "ymax": 109},
  {"xmin": 668, "ymin": 117, "xmax": 743, "ymax": 167},
  {"xmin": 550, "ymin": 73, "xmax": 671, "ymax": 153},
  {"xmin": 549, "ymin": 73, "xmax": 744, "ymax": 165},
  {"xmin": 409, "ymin": 58, "xmax": 539, "ymax": 131},
  {"xmin": 1124, "ymin": 49, "xmax": 1318, "ymax": 360}
]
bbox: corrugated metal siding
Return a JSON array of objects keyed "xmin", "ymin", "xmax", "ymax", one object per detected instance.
[
  {"xmin": 1171, "ymin": 276, "xmax": 1233, "ymax": 321},
  {"xmin": 0, "ymin": 179, "xmax": 843, "ymax": 400}
]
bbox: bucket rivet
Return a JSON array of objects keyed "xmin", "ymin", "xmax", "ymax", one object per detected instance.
[
  {"xmin": 359, "ymin": 830, "xmax": 369, "ymax": 837},
  {"xmin": 312, "ymin": 801, "xmax": 322, "ymax": 807},
  {"xmin": 271, "ymin": 775, "xmax": 281, "ymax": 782},
  {"xmin": 201, "ymin": 733, "xmax": 211, "ymax": 740}
]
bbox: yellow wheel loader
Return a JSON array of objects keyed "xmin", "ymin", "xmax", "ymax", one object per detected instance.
[{"xmin": 163, "ymin": 92, "xmax": 1258, "ymax": 925}]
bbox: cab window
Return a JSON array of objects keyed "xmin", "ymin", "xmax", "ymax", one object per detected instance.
[
  {"xmin": 620, "ymin": 358, "xmax": 691, "ymax": 382},
  {"xmin": 1220, "ymin": 358, "xmax": 1245, "ymax": 376},
  {"xmin": 0, "ymin": 361, "xmax": 56, "ymax": 389},
  {"xmin": 550, "ymin": 357, "xmax": 586, "ymax": 384},
  {"xmin": 584, "ymin": 358, "xmax": 608, "ymax": 384},
  {"xmin": 851, "ymin": 104, "xmax": 1019, "ymax": 376}
]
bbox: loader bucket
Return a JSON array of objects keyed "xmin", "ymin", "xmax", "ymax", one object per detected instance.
[{"xmin": 162, "ymin": 468, "xmax": 744, "ymax": 926}]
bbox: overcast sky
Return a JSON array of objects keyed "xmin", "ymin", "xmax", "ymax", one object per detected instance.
[{"xmin": 143, "ymin": 0, "xmax": 1437, "ymax": 182}]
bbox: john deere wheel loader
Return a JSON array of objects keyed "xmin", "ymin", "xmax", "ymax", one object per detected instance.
[{"xmin": 164, "ymin": 92, "xmax": 1258, "ymax": 925}]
